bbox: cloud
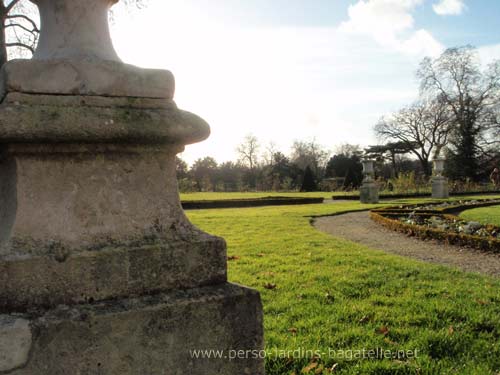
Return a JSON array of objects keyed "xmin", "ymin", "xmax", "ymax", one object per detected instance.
[
  {"xmin": 339, "ymin": 0, "xmax": 444, "ymax": 57},
  {"xmin": 432, "ymin": 0, "xmax": 466, "ymax": 16},
  {"xmin": 400, "ymin": 29, "xmax": 444, "ymax": 57},
  {"xmin": 477, "ymin": 43, "xmax": 500, "ymax": 65}
]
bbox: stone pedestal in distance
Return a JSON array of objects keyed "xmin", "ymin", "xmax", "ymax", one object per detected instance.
[
  {"xmin": 0, "ymin": 1, "xmax": 264, "ymax": 374},
  {"xmin": 432, "ymin": 176, "xmax": 449, "ymax": 199},
  {"xmin": 360, "ymin": 160, "xmax": 379, "ymax": 204},
  {"xmin": 360, "ymin": 181, "xmax": 380, "ymax": 204},
  {"xmin": 431, "ymin": 157, "xmax": 449, "ymax": 199}
]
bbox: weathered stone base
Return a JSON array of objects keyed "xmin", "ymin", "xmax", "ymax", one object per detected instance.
[
  {"xmin": 360, "ymin": 182, "xmax": 379, "ymax": 204},
  {"xmin": 432, "ymin": 177, "xmax": 449, "ymax": 199},
  {"xmin": 0, "ymin": 236, "xmax": 227, "ymax": 312},
  {"xmin": 0, "ymin": 142, "xmax": 207, "ymax": 257},
  {"xmin": 1, "ymin": 283, "xmax": 265, "ymax": 375}
]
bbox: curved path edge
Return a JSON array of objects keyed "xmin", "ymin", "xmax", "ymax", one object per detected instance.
[{"xmin": 313, "ymin": 210, "xmax": 500, "ymax": 277}]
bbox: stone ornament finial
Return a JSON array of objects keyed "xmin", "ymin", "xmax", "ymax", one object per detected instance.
[{"xmin": 29, "ymin": 0, "xmax": 120, "ymax": 61}]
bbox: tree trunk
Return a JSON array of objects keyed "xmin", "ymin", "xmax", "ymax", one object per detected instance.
[
  {"xmin": 390, "ymin": 151, "xmax": 397, "ymax": 178},
  {"xmin": 420, "ymin": 158, "xmax": 431, "ymax": 177}
]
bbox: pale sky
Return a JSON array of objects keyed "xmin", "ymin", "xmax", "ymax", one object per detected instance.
[{"xmin": 110, "ymin": 0, "xmax": 500, "ymax": 165}]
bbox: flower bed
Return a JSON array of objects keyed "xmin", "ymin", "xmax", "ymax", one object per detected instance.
[{"xmin": 370, "ymin": 199, "xmax": 500, "ymax": 253}]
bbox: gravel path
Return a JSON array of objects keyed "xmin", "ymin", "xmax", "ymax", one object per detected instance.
[{"xmin": 314, "ymin": 211, "xmax": 500, "ymax": 277}]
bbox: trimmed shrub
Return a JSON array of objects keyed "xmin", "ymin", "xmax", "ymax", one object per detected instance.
[{"xmin": 370, "ymin": 200, "xmax": 500, "ymax": 253}]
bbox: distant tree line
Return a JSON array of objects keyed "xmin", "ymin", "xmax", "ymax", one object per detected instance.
[
  {"xmin": 176, "ymin": 139, "xmax": 429, "ymax": 193},
  {"xmin": 177, "ymin": 138, "xmax": 333, "ymax": 193}
]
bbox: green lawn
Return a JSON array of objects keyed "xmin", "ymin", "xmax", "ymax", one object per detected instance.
[
  {"xmin": 186, "ymin": 199, "xmax": 500, "ymax": 375},
  {"xmin": 461, "ymin": 205, "xmax": 500, "ymax": 227}
]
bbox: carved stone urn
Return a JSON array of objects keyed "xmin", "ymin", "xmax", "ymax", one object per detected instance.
[
  {"xmin": 362, "ymin": 159, "xmax": 375, "ymax": 181},
  {"xmin": 433, "ymin": 157, "xmax": 445, "ymax": 177},
  {"xmin": 0, "ymin": 1, "xmax": 264, "ymax": 374},
  {"xmin": 31, "ymin": 0, "xmax": 121, "ymax": 61}
]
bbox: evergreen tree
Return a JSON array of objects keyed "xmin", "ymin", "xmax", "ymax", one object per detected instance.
[{"xmin": 300, "ymin": 166, "xmax": 317, "ymax": 192}]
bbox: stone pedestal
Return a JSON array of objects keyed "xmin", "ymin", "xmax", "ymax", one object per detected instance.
[
  {"xmin": 360, "ymin": 181, "xmax": 379, "ymax": 204},
  {"xmin": 0, "ymin": 0, "xmax": 264, "ymax": 373},
  {"xmin": 431, "ymin": 157, "xmax": 449, "ymax": 199},
  {"xmin": 1, "ymin": 284, "xmax": 263, "ymax": 375},
  {"xmin": 432, "ymin": 176, "xmax": 449, "ymax": 199},
  {"xmin": 360, "ymin": 160, "xmax": 379, "ymax": 204}
]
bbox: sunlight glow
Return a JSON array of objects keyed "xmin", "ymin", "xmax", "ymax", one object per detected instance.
[{"xmin": 109, "ymin": 0, "xmax": 499, "ymax": 165}]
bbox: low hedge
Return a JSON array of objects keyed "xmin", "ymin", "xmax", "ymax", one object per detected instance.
[
  {"xmin": 181, "ymin": 196, "xmax": 324, "ymax": 210},
  {"xmin": 332, "ymin": 190, "xmax": 500, "ymax": 201},
  {"xmin": 440, "ymin": 200, "xmax": 500, "ymax": 215},
  {"xmin": 370, "ymin": 201, "xmax": 500, "ymax": 253},
  {"xmin": 371, "ymin": 199, "xmax": 500, "ymax": 215}
]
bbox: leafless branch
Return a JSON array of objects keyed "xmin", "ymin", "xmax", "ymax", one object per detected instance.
[
  {"xmin": 6, "ymin": 41, "xmax": 34, "ymax": 53},
  {"xmin": 6, "ymin": 13, "xmax": 39, "ymax": 32}
]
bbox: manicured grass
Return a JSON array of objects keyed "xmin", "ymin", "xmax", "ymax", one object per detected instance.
[
  {"xmin": 180, "ymin": 191, "xmax": 500, "ymax": 202},
  {"xmin": 461, "ymin": 205, "xmax": 500, "ymax": 227},
  {"xmin": 186, "ymin": 199, "xmax": 500, "ymax": 375},
  {"xmin": 180, "ymin": 191, "xmax": 348, "ymax": 201}
]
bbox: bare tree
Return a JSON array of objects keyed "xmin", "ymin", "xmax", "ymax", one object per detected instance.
[
  {"xmin": 0, "ymin": 0, "xmax": 39, "ymax": 65},
  {"xmin": 493, "ymin": 105, "xmax": 500, "ymax": 139},
  {"xmin": 374, "ymin": 98, "xmax": 452, "ymax": 176},
  {"xmin": 261, "ymin": 141, "xmax": 278, "ymax": 167},
  {"xmin": 418, "ymin": 46, "xmax": 500, "ymax": 180},
  {"xmin": 236, "ymin": 134, "xmax": 260, "ymax": 171},
  {"xmin": 335, "ymin": 143, "xmax": 362, "ymax": 158}
]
